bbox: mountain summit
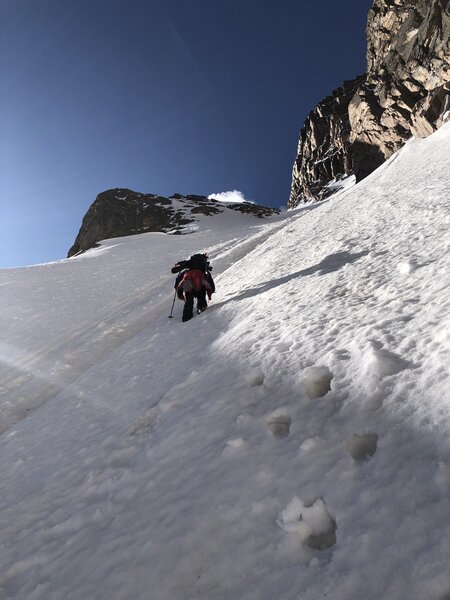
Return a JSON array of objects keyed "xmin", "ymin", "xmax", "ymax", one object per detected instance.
[{"xmin": 68, "ymin": 189, "xmax": 279, "ymax": 257}]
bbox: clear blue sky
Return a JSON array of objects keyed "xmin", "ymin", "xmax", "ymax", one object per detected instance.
[{"xmin": 0, "ymin": 0, "xmax": 372, "ymax": 268}]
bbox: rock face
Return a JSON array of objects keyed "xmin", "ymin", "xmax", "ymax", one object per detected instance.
[
  {"xmin": 68, "ymin": 189, "xmax": 279, "ymax": 257},
  {"xmin": 289, "ymin": 0, "xmax": 450, "ymax": 208},
  {"xmin": 289, "ymin": 75, "xmax": 366, "ymax": 204}
]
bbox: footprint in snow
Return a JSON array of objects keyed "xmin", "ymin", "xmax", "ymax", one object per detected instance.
[
  {"xmin": 302, "ymin": 366, "xmax": 333, "ymax": 398},
  {"xmin": 245, "ymin": 368, "xmax": 265, "ymax": 387},
  {"xmin": 332, "ymin": 348, "xmax": 351, "ymax": 361},
  {"xmin": 267, "ymin": 415, "xmax": 291, "ymax": 438},
  {"xmin": 276, "ymin": 341, "xmax": 293, "ymax": 353},
  {"xmin": 347, "ymin": 433, "xmax": 378, "ymax": 461}
]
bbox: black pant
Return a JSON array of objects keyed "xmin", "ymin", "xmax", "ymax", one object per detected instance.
[{"xmin": 182, "ymin": 288, "xmax": 207, "ymax": 322}]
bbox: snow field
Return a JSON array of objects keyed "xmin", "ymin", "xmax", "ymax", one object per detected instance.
[{"xmin": 0, "ymin": 124, "xmax": 449, "ymax": 599}]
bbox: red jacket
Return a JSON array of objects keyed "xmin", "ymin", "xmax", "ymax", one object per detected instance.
[{"xmin": 178, "ymin": 269, "xmax": 213, "ymax": 300}]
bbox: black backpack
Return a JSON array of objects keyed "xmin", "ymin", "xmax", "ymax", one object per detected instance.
[
  {"xmin": 171, "ymin": 253, "xmax": 212, "ymax": 275},
  {"xmin": 188, "ymin": 254, "xmax": 210, "ymax": 271}
]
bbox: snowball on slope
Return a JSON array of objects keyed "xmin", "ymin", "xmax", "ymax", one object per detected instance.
[
  {"xmin": 397, "ymin": 260, "xmax": 417, "ymax": 274},
  {"xmin": 244, "ymin": 367, "xmax": 265, "ymax": 386},
  {"xmin": 302, "ymin": 366, "xmax": 333, "ymax": 398},
  {"xmin": 277, "ymin": 497, "xmax": 336, "ymax": 549}
]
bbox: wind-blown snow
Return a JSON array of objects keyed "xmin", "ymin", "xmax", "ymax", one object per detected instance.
[
  {"xmin": 208, "ymin": 189, "xmax": 254, "ymax": 204},
  {"xmin": 1, "ymin": 124, "xmax": 449, "ymax": 599}
]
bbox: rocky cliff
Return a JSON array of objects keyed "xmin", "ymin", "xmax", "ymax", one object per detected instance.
[
  {"xmin": 289, "ymin": 0, "xmax": 450, "ymax": 208},
  {"xmin": 68, "ymin": 189, "xmax": 279, "ymax": 257}
]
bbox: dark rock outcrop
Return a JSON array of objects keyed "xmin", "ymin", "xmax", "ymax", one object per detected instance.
[
  {"xmin": 289, "ymin": 75, "xmax": 366, "ymax": 204},
  {"xmin": 68, "ymin": 189, "xmax": 279, "ymax": 257},
  {"xmin": 289, "ymin": 0, "xmax": 450, "ymax": 208}
]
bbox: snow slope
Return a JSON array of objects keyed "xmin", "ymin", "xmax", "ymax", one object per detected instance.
[{"xmin": 0, "ymin": 124, "xmax": 449, "ymax": 600}]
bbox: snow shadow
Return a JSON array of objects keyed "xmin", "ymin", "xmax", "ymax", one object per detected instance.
[
  {"xmin": 222, "ymin": 250, "xmax": 370, "ymax": 304},
  {"xmin": 353, "ymin": 141, "xmax": 386, "ymax": 182}
]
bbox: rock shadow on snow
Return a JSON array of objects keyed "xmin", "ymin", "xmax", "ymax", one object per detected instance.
[
  {"xmin": 352, "ymin": 141, "xmax": 386, "ymax": 183},
  {"xmin": 221, "ymin": 250, "xmax": 370, "ymax": 304}
]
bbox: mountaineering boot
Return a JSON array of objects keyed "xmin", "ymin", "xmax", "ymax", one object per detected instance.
[
  {"xmin": 182, "ymin": 292, "xmax": 194, "ymax": 322},
  {"xmin": 196, "ymin": 288, "xmax": 207, "ymax": 314}
]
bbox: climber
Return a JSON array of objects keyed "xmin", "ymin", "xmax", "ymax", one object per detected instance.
[{"xmin": 171, "ymin": 253, "xmax": 215, "ymax": 322}]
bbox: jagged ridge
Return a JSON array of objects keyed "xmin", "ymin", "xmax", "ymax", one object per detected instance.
[
  {"xmin": 288, "ymin": 0, "xmax": 450, "ymax": 208},
  {"xmin": 68, "ymin": 189, "xmax": 279, "ymax": 257}
]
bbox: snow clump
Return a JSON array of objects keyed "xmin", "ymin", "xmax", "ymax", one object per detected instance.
[
  {"xmin": 223, "ymin": 437, "xmax": 248, "ymax": 457},
  {"xmin": 244, "ymin": 367, "xmax": 265, "ymax": 386},
  {"xmin": 363, "ymin": 342, "xmax": 411, "ymax": 379},
  {"xmin": 277, "ymin": 497, "xmax": 337, "ymax": 550},
  {"xmin": 302, "ymin": 366, "xmax": 333, "ymax": 398},
  {"xmin": 397, "ymin": 259, "xmax": 418, "ymax": 274}
]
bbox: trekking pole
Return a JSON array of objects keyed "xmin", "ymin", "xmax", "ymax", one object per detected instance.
[{"xmin": 168, "ymin": 290, "xmax": 177, "ymax": 318}]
